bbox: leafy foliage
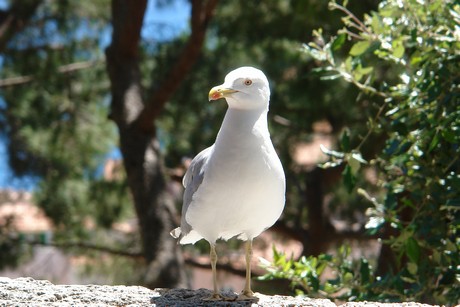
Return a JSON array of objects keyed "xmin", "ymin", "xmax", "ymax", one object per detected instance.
[
  {"xmin": 0, "ymin": 215, "xmax": 31, "ymax": 270},
  {"xmin": 0, "ymin": 1, "xmax": 130, "ymax": 251},
  {"xmin": 260, "ymin": 246, "xmax": 379, "ymax": 301},
  {"xmin": 264, "ymin": 0, "xmax": 460, "ymax": 304}
]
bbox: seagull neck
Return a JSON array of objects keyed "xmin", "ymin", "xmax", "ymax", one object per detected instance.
[
  {"xmin": 228, "ymin": 106, "xmax": 267, "ymax": 125},
  {"xmin": 217, "ymin": 107, "xmax": 269, "ymax": 140}
]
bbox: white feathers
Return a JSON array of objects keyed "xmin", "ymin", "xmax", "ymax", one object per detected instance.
[{"xmin": 171, "ymin": 66, "xmax": 286, "ymax": 245}]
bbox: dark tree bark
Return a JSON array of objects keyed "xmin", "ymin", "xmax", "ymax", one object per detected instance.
[
  {"xmin": 304, "ymin": 167, "xmax": 329, "ymax": 255},
  {"xmin": 105, "ymin": 0, "xmax": 217, "ymax": 288}
]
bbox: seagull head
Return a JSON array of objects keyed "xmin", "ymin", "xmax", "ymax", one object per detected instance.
[{"xmin": 208, "ymin": 66, "xmax": 270, "ymax": 110}]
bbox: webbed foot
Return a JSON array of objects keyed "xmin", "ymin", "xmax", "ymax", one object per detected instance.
[
  {"xmin": 202, "ymin": 292, "xmax": 223, "ymax": 301},
  {"xmin": 236, "ymin": 290, "xmax": 258, "ymax": 301}
]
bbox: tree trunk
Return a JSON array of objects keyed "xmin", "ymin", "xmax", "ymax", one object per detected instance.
[
  {"xmin": 302, "ymin": 165, "xmax": 344, "ymax": 256},
  {"xmin": 105, "ymin": 0, "xmax": 185, "ymax": 288},
  {"xmin": 105, "ymin": 0, "xmax": 217, "ymax": 288}
]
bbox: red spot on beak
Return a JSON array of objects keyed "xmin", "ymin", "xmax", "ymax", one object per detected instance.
[{"xmin": 211, "ymin": 91, "xmax": 222, "ymax": 100}]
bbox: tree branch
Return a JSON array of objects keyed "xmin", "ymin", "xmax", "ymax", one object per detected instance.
[
  {"xmin": 28, "ymin": 240, "xmax": 143, "ymax": 259},
  {"xmin": 31, "ymin": 239, "xmax": 255, "ymax": 277},
  {"xmin": 0, "ymin": 60, "xmax": 102, "ymax": 88},
  {"xmin": 0, "ymin": 75, "xmax": 33, "ymax": 88},
  {"xmin": 137, "ymin": 0, "xmax": 218, "ymax": 132},
  {"xmin": 0, "ymin": 0, "xmax": 43, "ymax": 52}
]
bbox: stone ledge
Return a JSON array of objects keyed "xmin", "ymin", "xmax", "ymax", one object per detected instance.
[{"xmin": 0, "ymin": 277, "xmax": 440, "ymax": 307}]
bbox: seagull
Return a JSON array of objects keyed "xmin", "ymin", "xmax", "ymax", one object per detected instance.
[{"xmin": 171, "ymin": 66, "xmax": 286, "ymax": 300}]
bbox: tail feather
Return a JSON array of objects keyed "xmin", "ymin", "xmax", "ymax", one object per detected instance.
[{"xmin": 170, "ymin": 227, "xmax": 181, "ymax": 239}]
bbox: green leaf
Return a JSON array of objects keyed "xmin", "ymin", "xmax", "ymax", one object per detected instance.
[
  {"xmin": 348, "ymin": 154, "xmax": 361, "ymax": 175},
  {"xmin": 410, "ymin": 51, "xmax": 423, "ymax": 65},
  {"xmin": 445, "ymin": 239, "xmax": 457, "ymax": 252},
  {"xmin": 392, "ymin": 41, "xmax": 405, "ymax": 58},
  {"xmin": 405, "ymin": 237, "xmax": 421, "ymax": 263},
  {"xmin": 344, "ymin": 56, "xmax": 353, "ymax": 71},
  {"xmin": 360, "ymin": 258, "xmax": 370, "ymax": 284},
  {"xmin": 351, "ymin": 152, "xmax": 367, "ymax": 164},
  {"xmin": 319, "ymin": 161, "xmax": 343, "ymax": 169},
  {"xmin": 332, "ymin": 33, "xmax": 346, "ymax": 51},
  {"xmin": 407, "ymin": 262, "xmax": 418, "ymax": 275},
  {"xmin": 342, "ymin": 164, "xmax": 356, "ymax": 193},
  {"xmin": 341, "ymin": 128, "xmax": 351, "ymax": 151},
  {"xmin": 316, "ymin": 260, "xmax": 328, "ymax": 276},
  {"xmin": 432, "ymin": 250, "xmax": 441, "ymax": 264},
  {"xmin": 401, "ymin": 276, "xmax": 417, "ymax": 283},
  {"xmin": 360, "ymin": 66, "xmax": 374, "ymax": 75},
  {"xmin": 343, "ymin": 271, "xmax": 354, "ymax": 283},
  {"xmin": 320, "ymin": 74, "xmax": 342, "ymax": 81},
  {"xmin": 428, "ymin": 132, "xmax": 440, "ymax": 152},
  {"xmin": 370, "ymin": 13, "xmax": 383, "ymax": 34},
  {"xmin": 303, "ymin": 43, "xmax": 327, "ymax": 61},
  {"xmin": 349, "ymin": 41, "xmax": 371, "ymax": 56},
  {"xmin": 319, "ymin": 144, "xmax": 345, "ymax": 158}
]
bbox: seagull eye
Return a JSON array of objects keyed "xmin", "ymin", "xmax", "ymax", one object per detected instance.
[{"xmin": 243, "ymin": 79, "xmax": 252, "ymax": 86}]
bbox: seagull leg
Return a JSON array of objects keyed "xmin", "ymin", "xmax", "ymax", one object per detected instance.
[
  {"xmin": 210, "ymin": 243, "xmax": 220, "ymax": 298},
  {"xmin": 238, "ymin": 239, "xmax": 257, "ymax": 300},
  {"xmin": 203, "ymin": 242, "xmax": 222, "ymax": 300}
]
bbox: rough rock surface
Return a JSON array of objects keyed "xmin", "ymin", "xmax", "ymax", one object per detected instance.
[{"xmin": 0, "ymin": 277, "xmax": 440, "ymax": 307}]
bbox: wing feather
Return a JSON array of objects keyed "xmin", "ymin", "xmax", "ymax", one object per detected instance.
[{"xmin": 171, "ymin": 145, "xmax": 213, "ymax": 243}]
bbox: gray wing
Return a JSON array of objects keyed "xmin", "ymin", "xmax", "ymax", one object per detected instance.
[{"xmin": 178, "ymin": 145, "xmax": 214, "ymax": 237}]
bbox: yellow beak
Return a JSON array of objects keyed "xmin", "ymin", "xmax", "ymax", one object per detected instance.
[{"xmin": 208, "ymin": 86, "xmax": 238, "ymax": 101}]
